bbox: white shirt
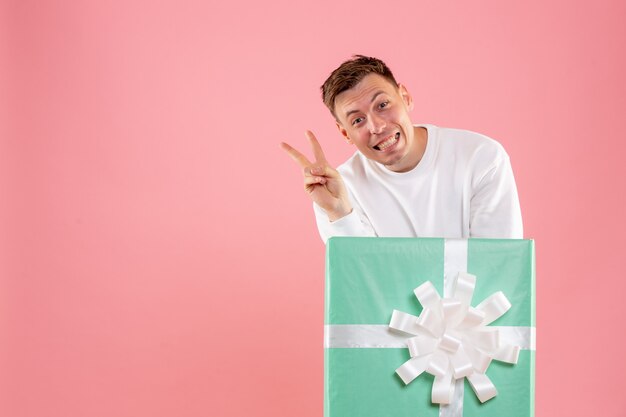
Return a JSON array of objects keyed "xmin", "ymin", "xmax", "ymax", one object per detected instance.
[{"xmin": 314, "ymin": 124, "xmax": 523, "ymax": 242}]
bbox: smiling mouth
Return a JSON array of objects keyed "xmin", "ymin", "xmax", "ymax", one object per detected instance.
[{"xmin": 373, "ymin": 132, "xmax": 400, "ymax": 151}]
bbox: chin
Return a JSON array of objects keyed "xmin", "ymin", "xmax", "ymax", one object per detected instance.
[{"xmin": 382, "ymin": 153, "xmax": 411, "ymax": 171}]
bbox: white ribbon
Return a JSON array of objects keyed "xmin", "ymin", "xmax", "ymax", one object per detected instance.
[
  {"xmin": 389, "ymin": 271, "xmax": 520, "ymax": 406},
  {"xmin": 324, "ymin": 325, "xmax": 534, "ymax": 350}
]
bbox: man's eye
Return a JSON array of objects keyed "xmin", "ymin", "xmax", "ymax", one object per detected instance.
[
  {"xmin": 352, "ymin": 117, "xmax": 363, "ymax": 126},
  {"xmin": 379, "ymin": 101, "xmax": 389, "ymax": 109}
]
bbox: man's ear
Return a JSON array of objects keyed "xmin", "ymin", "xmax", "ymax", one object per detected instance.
[
  {"xmin": 398, "ymin": 83, "xmax": 414, "ymax": 111},
  {"xmin": 336, "ymin": 121, "xmax": 353, "ymax": 145}
]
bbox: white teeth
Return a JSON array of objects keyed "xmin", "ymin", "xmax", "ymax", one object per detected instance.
[{"xmin": 376, "ymin": 133, "xmax": 399, "ymax": 150}]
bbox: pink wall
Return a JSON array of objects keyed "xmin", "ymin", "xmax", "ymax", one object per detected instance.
[{"xmin": 2, "ymin": 0, "xmax": 625, "ymax": 416}]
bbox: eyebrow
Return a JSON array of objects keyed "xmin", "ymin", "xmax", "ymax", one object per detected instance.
[{"xmin": 344, "ymin": 91, "xmax": 386, "ymax": 118}]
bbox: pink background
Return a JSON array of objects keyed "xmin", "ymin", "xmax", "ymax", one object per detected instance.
[{"xmin": 2, "ymin": 0, "xmax": 625, "ymax": 416}]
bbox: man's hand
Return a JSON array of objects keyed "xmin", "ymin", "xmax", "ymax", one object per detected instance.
[{"xmin": 280, "ymin": 131, "xmax": 352, "ymax": 221}]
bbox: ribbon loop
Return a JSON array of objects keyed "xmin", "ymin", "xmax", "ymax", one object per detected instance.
[
  {"xmin": 414, "ymin": 281, "xmax": 442, "ymax": 315},
  {"xmin": 417, "ymin": 308, "xmax": 443, "ymax": 337},
  {"xmin": 432, "ymin": 372, "xmax": 455, "ymax": 404},
  {"xmin": 439, "ymin": 332, "xmax": 461, "ymax": 353},
  {"xmin": 476, "ymin": 292, "xmax": 512, "ymax": 325},
  {"xmin": 467, "ymin": 373, "xmax": 498, "ymax": 403},
  {"xmin": 442, "ymin": 299, "xmax": 465, "ymax": 327},
  {"xmin": 463, "ymin": 342, "xmax": 492, "ymax": 374},
  {"xmin": 450, "ymin": 346, "xmax": 473, "ymax": 379},
  {"xmin": 389, "ymin": 310, "xmax": 421, "ymax": 335},
  {"xmin": 451, "ymin": 272, "xmax": 476, "ymax": 305},
  {"xmin": 407, "ymin": 336, "xmax": 437, "ymax": 358},
  {"xmin": 426, "ymin": 351, "xmax": 449, "ymax": 377},
  {"xmin": 456, "ymin": 307, "xmax": 485, "ymax": 329},
  {"xmin": 396, "ymin": 355, "xmax": 430, "ymax": 385}
]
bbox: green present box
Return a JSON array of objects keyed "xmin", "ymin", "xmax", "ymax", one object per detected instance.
[{"xmin": 324, "ymin": 237, "xmax": 535, "ymax": 417}]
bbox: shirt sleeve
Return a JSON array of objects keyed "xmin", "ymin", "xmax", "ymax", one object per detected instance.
[
  {"xmin": 313, "ymin": 196, "xmax": 377, "ymax": 243},
  {"xmin": 469, "ymin": 153, "xmax": 524, "ymax": 239}
]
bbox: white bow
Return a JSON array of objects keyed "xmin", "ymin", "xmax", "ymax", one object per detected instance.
[{"xmin": 389, "ymin": 272, "xmax": 520, "ymax": 404}]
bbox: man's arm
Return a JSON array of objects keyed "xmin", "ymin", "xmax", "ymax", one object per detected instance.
[
  {"xmin": 469, "ymin": 153, "xmax": 523, "ymax": 239},
  {"xmin": 281, "ymin": 131, "xmax": 376, "ymax": 242},
  {"xmin": 313, "ymin": 192, "xmax": 376, "ymax": 243}
]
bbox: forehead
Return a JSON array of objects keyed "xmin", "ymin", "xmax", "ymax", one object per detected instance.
[{"xmin": 334, "ymin": 74, "xmax": 398, "ymax": 117}]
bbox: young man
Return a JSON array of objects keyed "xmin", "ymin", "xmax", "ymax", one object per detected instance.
[{"xmin": 281, "ymin": 55, "xmax": 523, "ymax": 242}]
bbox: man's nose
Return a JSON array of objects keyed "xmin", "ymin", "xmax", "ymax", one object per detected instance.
[{"xmin": 368, "ymin": 114, "xmax": 386, "ymax": 134}]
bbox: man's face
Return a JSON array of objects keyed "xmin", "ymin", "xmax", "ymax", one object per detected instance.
[{"xmin": 334, "ymin": 74, "xmax": 419, "ymax": 173}]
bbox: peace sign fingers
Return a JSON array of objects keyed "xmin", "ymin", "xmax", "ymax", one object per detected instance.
[
  {"xmin": 280, "ymin": 141, "xmax": 312, "ymax": 168},
  {"xmin": 305, "ymin": 130, "xmax": 328, "ymax": 164},
  {"xmin": 280, "ymin": 130, "xmax": 353, "ymax": 221}
]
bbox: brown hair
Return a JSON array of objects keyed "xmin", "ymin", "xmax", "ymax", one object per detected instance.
[{"xmin": 321, "ymin": 55, "xmax": 398, "ymax": 117}]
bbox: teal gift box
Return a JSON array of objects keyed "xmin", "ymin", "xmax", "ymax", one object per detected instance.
[{"xmin": 324, "ymin": 237, "xmax": 535, "ymax": 417}]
